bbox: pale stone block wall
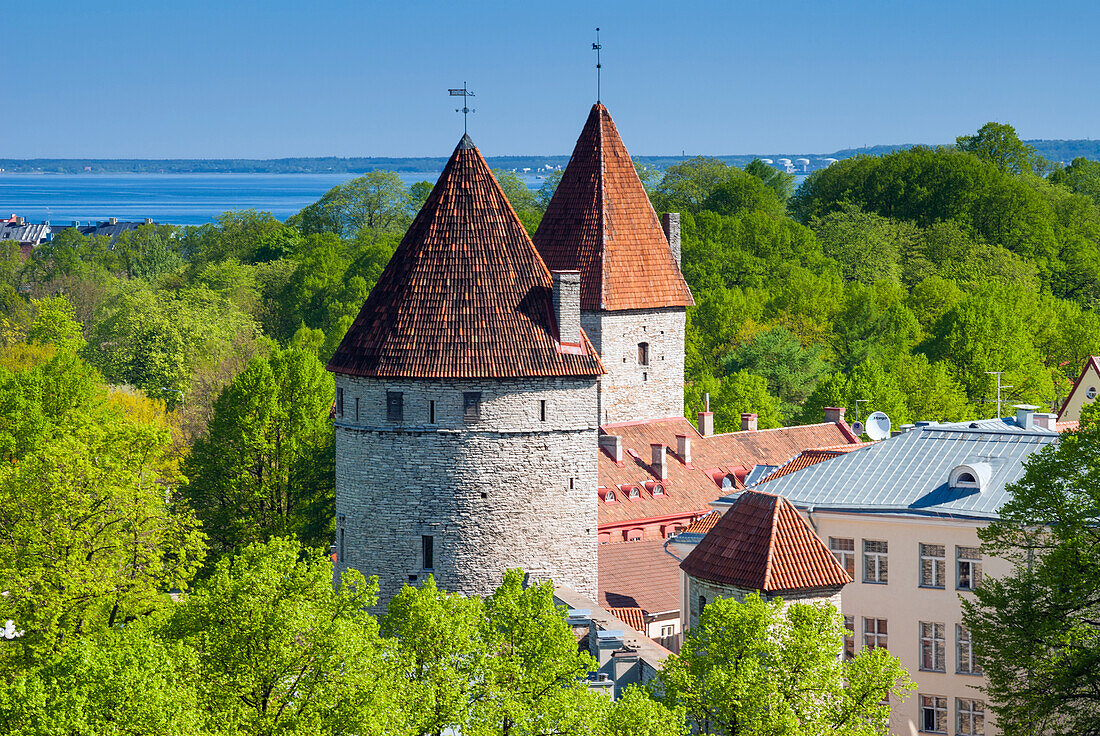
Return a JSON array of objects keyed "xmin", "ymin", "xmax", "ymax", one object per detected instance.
[
  {"xmin": 582, "ymin": 308, "xmax": 686, "ymax": 425},
  {"xmin": 685, "ymin": 575, "xmax": 843, "ymax": 631},
  {"xmin": 334, "ymin": 375, "xmax": 599, "ymax": 609}
]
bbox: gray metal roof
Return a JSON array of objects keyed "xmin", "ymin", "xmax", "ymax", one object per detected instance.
[{"xmin": 720, "ymin": 419, "xmax": 1060, "ymax": 520}]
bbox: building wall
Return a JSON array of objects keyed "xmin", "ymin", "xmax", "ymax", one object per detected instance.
[
  {"xmin": 334, "ymin": 374, "xmax": 599, "ymax": 609},
  {"xmin": 808, "ymin": 511, "xmax": 1007, "ymax": 736},
  {"xmin": 1059, "ymin": 361, "xmax": 1100, "ymax": 422},
  {"xmin": 684, "ymin": 575, "xmax": 842, "ymax": 631},
  {"xmin": 581, "ymin": 308, "xmax": 686, "ymax": 425}
]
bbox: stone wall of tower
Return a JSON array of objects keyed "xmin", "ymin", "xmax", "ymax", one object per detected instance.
[
  {"xmin": 581, "ymin": 308, "xmax": 686, "ymax": 424},
  {"xmin": 334, "ymin": 374, "xmax": 599, "ymax": 609}
]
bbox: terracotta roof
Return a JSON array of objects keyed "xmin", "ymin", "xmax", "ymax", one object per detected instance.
[
  {"xmin": 759, "ymin": 444, "xmax": 869, "ymax": 484},
  {"xmin": 680, "ymin": 490, "xmax": 852, "ymax": 594},
  {"xmin": 1057, "ymin": 421, "xmax": 1080, "ymax": 432},
  {"xmin": 681, "ymin": 510, "xmax": 721, "ymax": 536},
  {"xmin": 607, "ymin": 606, "xmax": 646, "ymax": 632},
  {"xmin": 533, "ymin": 104, "xmax": 694, "ymax": 312},
  {"xmin": 597, "ymin": 418, "xmax": 860, "ymax": 528},
  {"xmin": 328, "ymin": 134, "xmax": 604, "ymax": 379},
  {"xmin": 598, "ymin": 539, "xmax": 681, "ymax": 614}
]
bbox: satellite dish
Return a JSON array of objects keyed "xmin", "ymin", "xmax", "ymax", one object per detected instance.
[
  {"xmin": 865, "ymin": 411, "xmax": 891, "ymax": 441},
  {"xmin": 850, "ymin": 421, "xmax": 864, "ymax": 436}
]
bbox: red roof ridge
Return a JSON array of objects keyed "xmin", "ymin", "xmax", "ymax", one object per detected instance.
[
  {"xmin": 600, "ymin": 416, "xmax": 699, "ymax": 431},
  {"xmin": 707, "ymin": 421, "xmax": 860, "ymax": 440}
]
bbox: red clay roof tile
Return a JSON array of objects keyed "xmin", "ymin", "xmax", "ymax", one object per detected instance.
[
  {"xmin": 599, "ymin": 539, "xmax": 681, "ymax": 614},
  {"xmin": 607, "ymin": 606, "xmax": 647, "ymax": 632},
  {"xmin": 758, "ymin": 444, "xmax": 868, "ymax": 484},
  {"xmin": 328, "ymin": 134, "xmax": 604, "ymax": 380},
  {"xmin": 534, "ymin": 104, "xmax": 694, "ymax": 312},
  {"xmin": 680, "ymin": 490, "xmax": 852, "ymax": 594}
]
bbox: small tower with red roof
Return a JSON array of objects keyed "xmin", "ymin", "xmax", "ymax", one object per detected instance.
[
  {"xmin": 328, "ymin": 134, "xmax": 605, "ymax": 606},
  {"xmin": 534, "ymin": 104, "xmax": 694, "ymax": 424}
]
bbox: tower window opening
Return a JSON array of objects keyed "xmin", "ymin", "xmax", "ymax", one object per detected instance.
[
  {"xmin": 338, "ymin": 514, "xmax": 345, "ymax": 563},
  {"xmin": 422, "ymin": 535, "xmax": 434, "ymax": 570},
  {"xmin": 540, "ymin": 399, "xmax": 547, "ymax": 422},
  {"xmin": 387, "ymin": 391, "xmax": 404, "ymax": 423},
  {"xmin": 355, "ymin": 397, "xmax": 360, "ymax": 422},
  {"xmin": 638, "ymin": 342, "xmax": 649, "ymax": 366},
  {"xmin": 569, "ymin": 477, "xmax": 575, "ymax": 490},
  {"xmin": 335, "ymin": 387, "xmax": 344, "ymax": 417},
  {"xmin": 429, "ymin": 400, "xmax": 436, "ymax": 424},
  {"xmin": 463, "ymin": 392, "xmax": 481, "ymax": 422}
]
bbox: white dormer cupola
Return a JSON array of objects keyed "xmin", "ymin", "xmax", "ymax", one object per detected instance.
[{"xmin": 949, "ymin": 462, "xmax": 992, "ymax": 491}]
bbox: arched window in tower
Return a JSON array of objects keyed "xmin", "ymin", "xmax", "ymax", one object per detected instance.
[{"xmin": 638, "ymin": 342, "xmax": 650, "ymax": 366}]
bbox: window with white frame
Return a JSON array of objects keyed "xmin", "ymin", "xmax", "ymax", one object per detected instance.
[
  {"xmin": 919, "ymin": 621, "xmax": 946, "ymax": 672},
  {"xmin": 919, "ymin": 543, "xmax": 945, "ymax": 588},
  {"xmin": 830, "ymin": 537, "xmax": 855, "ymax": 577},
  {"xmin": 862, "ymin": 617, "xmax": 887, "ymax": 650},
  {"xmin": 863, "ymin": 539, "xmax": 888, "ymax": 583},
  {"xmin": 956, "ymin": 698, "xmax": 985, "ymax": 736},
  {"xmin": 957, "ymin": 624, "xmax": 982, "ymax": 675},
  {"xmin": 957, "ymin": 546, "xmax": 983, "ymax": 590},
  {"xmin": 919, "ymin": 695, "xmax": 947, "ymax": 733},
  {"xmin": 660, "ymin": 624, "xmax": 675, "ymax": 637}
]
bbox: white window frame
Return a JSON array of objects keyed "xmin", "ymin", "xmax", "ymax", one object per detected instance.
[
  {"xmin": 830, "ymin": 537, "xmax": 855, "ymax": 578},
  {"xmin": 957, "ymin": 546, "xmax": 983, "ymax": 590},
  {"xmin": 919, "ymin": 543, "xmax": 946, "ymax": 588},
  {"xmin": 919, "ymin": 694, "xmax": 947, "ymax": 734},
  {"xmin": 863, "ymin": 539, "xmax": 888, "ymax": 584},
  {"xmin": 919, "ymin": 621, "xmax": 946, "ymax": 672}
]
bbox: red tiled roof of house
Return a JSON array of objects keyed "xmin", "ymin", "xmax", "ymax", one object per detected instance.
[
  {"xmin": 597, "ymin": 418, "xmax": 860, "ymax": 528},
  {"xmin": 681, "ymin": 510, "xmax": 721, "ymax": 536},
  {"xmin": 328, "ymin": 134, "xmax": 604, "ymax": 380},
  {"xmin": 680, "ymin": 490, "xmax": 852, "ymax": 594},
  {"xmin": 1057, "ymin": 421, "xmax": 1080, "ymax": 432},
  {"xmin": 607, "ymin": 606, "xmax": 646, "ymax": 632},
  {"xmin": 598, "ymin": 539, "xmax": 681, "ymax": 614},
  {"xmin": 533, "ymin": 104, "xmax": 694, "ymax": 312},
  {"xmin": 759, "ymin": 443, "xmax": 869, "ymax": 484}
]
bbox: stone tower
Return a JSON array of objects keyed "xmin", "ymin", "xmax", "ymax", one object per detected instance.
[
  {"xmin": 534, "ymin": 104, "xmax": 694, "ymax": 425},
  {"xmin": 327, "ymin": 134, "xmax": 605, "ymax": 608}
]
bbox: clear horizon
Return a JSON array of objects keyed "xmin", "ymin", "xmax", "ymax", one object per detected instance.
[{"xmin": 4, "ymin": 0, "xmax": 1098, "ymax": 159}]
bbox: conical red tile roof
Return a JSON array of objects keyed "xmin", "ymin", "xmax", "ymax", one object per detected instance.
[
  {"xmin": 328, "ymin": 134, "xmax": 605, "ymax": 379},
  {"xmin": 680, "ymin": 491, "xmax": 851, "ymax": 594},
  {"xmin": 533, "ymin": 103, "xmax": 694, "ymax": 312}
]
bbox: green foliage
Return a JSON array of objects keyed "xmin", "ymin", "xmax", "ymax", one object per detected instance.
[
  {"xmin": 723, "ymin": 326, "xmax": 829, "ymax": 416},
  {"xmin": 183, "ymin": 347, "xmax": 334, "ymax": 562},
  {"xmin": 743, "ymin": 158, "xmax": 795, "ymax": 202},
  {"xmin": 653, "ymin": 158, "xmax": 783, "ymax": 218},
  {"xmin": 1049, "ymin": 156, "xmax": 1100, "ymax": 207},
  {"xmin": 963, "ymin": 406, "xmax": 1100, "ymax": 736},
  {"xmin": 494, "ymin": 169, "xmax": 542, "ymax": 234},
  {"xmin": 114, "ymin": 224, "xmax": 183, "ymax": 279},
  {"xmin": 811, "ymin": 204, "xmax": 914, "ymax": 285},
  {"xmin": 293, "ymin": 171, "xmax": 414, "ymax": 240},
  {"xmin": 686, "ymin": 370, "xmax": 782, "ymax": 433},
  {"xmin": 656, "ymin": 593, "xmax": 914, "ymax": 736},
  {"xmin": 25, "ymin": 295, "xmax": 85, "ymax": 353},
  {"xmin": 956, "ymin": 121, "xmax": 1045, "ymax": 175}
]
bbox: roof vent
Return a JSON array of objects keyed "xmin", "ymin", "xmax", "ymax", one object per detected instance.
[
  {"xmin": 741, "ymin": 412, "xmax": 758, "ymax": 432},
  {"xmin": 1014, "ymin": 404, "xmax": 1037, "ymax": 431},
  {"xmin": 651, "ymin": 443, "xmax": 668, "ymax": 480},
  {"xmin": 599, "ymin": 434, "xmax": 623, "ymax": 464},
  {"xmin": 950, "ymin": 462, "xmax": 992, "ymax": 491},
  {"xmin": 675, "ymin": 434, "xmax": 692, "ymax": 465},
  {"xmin": 1033, "ymin": 413, "xmax": 1057, "ymax": 431}
]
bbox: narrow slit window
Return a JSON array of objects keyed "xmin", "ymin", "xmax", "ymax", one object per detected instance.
[
  {"xmin": 463, "ymin": 392, "xmax": 481, "ymax": 422},
  {"xmin": 429, "ymin": 400, "xmax": 436, "ymax": 424},
  {"xmin": 387, "ymin": 391, "xmax": 403, "ymax": 423},
  {"xmin": 638, "ymin": 342, "xmax": 650, "ymax": 366},
  {"xmin": 422, "ymin": 535, "xmax": 434, "ymax": 570},
  {"xmin": 540, "ymin": 399, "xmax": 547, "ymax": 422},
  {"xmin": 335, "ymin": 387, "xmax": 344, "ymax": 417},
  {"xmin": 355, "ymin": 397, "xmax": 360, "ymax": 423}
]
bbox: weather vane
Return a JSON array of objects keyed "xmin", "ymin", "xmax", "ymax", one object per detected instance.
[
  {"xmin": 592, "ymin": 28, "xmax": 602, "ymax": 103},
  {"xmin": 448, "ymin": 82, "xmax": 476, "ymax": 134}
]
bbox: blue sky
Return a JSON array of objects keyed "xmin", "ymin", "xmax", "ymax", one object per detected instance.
[{"xmin": 4, "ymin": 0, "xmax": 1097, "ymax": 158}]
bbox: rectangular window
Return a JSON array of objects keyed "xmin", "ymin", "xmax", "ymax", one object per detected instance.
[
  {"xmin": 463, "ymin": 392, "xmax": 481, "ymax": 422},
  {"xmin": 920, "ymin": 543, "xmax": 946, "ymax": 588},
  {"xmin": 335, "ymin": 386, "xmax": 344, "ymax": 417},
  {"xmin": 920, "ymin": 621, "xmax": 946, "ymax": 671},
  {"xmin": 957, "ymin": 546, "xmax": 983, "ymax": 590},
  {"xmin": 957, "ymin": 698, "xmax": 985, "ymax": 736},
  {"xmin": 421, "ymin": 535, "xmax": 434, "ymax": 570},
  {"xmin": 540, "ymin": 399, "xmax": 547, "ymax": 422},
  {"xmin": 338, "ymin": 514, "xmax": 345, "ymax": 563},
  {"xmin": 863, "ymin": 539, "xmax": 888, "ymax": 583},
  {"xmin": 920, "ymin": 695, "xmax": 947, "ymax": 733},
  {"xmin": 638, "ymin": 342, "xmax": 649, "ymax": 366},
  {"xmin": 830, "ymin": 537, "xmax": 856, "ymax": 577},
  {"xmin": 355, "ymin": 397, "xmax": 360, "ymax": 422},
  {"xmin": 862, "ymin": 617, "xmax": 887, "ymax": 650},
  {"xmin": 843, "ymin": 615, "xmax": 855, "ymax": 659},
  {"xmin": 660, "ymin": 624, "xmax": 675, "ymax": 637},
  {"xmin": 386, "ymin": 391, "xmax": 403, "ymax": 423},
  {"xmin": 957, "ymin": 624, "xmax": 982, "ymax": 675},
  {"xmin": 428, "ymin": 400, "xmax": 436, "ymax": 424}
]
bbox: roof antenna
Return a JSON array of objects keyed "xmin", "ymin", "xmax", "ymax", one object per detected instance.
[
  {"xmin": 449, "ymin": 82, "xmax": 476, "ymax": 135},
  {"xmin": 592, "ymin": 28, "xmax": 602, "ymax": 103}
]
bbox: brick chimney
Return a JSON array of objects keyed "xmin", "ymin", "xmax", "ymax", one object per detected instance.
[
  {"xmin": 676, "ymin": 434, "xmax": 692, "ymax": 465},
  {"xmin": 824, "ymin": 406, "xmax": 846, "ymax": 424},
  {"xmin": 741, "ymin": 413, "xmax": 758, "ymax": 432},
  {"xmin": 551, "ymin": 270, "xmax": 581, "ymax": 346},
  {"xmin": 661, "ymin": 213, "xmax": 681, "ymax": 267},
  {"xmin": 599, "ymin": 434, "xmax": 623, "ymax": 464},
  {"xmin": 651, "ymin": 443, "xmax": 668, "ymax": 480},
  {"xmin": 698, "ymin": 392, "xmax": 714, "ymax": 437}
]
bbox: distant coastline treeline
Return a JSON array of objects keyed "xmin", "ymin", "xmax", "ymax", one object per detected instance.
[{"xmin": 2, "ymin": 139, "xmax": 1097, "ymax": 174}]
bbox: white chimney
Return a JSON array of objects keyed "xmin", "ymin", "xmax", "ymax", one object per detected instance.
[
  {"xmin": 741, "ymin": 413, "xmax": 758, "ymax": 432},
  {"xmin": 552, "ymin": 270, "xmax": 581, "ymax": 346},
  {"xmin": 676, "ymin": 434, "xmax": 692, "ymax": 465},
  {"xmin": 661, "ymin": 212, "xmax": 681, "ymax": 267},
  {"xmin": 599, "ymin": 434, "xmax": 623, "ymax": 463},
  {"xmin": 1014, "ymin": 404, "xmax": 1037, "ymax": 430},
  {"xmin": 1033, "ymin": 413, "xmax": 1057, "ymax": 431},
  {"xmin": 651, "ymin": 443, "xmax": 668, "ymax": 480},
  {"xmin": 824, "ymin": 406, "xmax": 846, "ymax": 424},
  {"xmin": 698, "ymin": 392, "xmax": 714, "ymax": 436}
]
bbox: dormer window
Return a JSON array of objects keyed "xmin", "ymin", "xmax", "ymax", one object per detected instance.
[
  {"xmin": 949, "ymin": 463, "xmax": 990, "ymax": 491},
  {"xmin": 603, "ymin": 489, "xmax": 617, "ymax": 503},
  {"xmin": 628, "ymin": 486, "xmax": 640, "ymax": 500},
  {"xmin": 957, "ymin": 472, "xmax": 976, "ymax": 484},
  {"xmin": 721, "ymin": 475, "xmax": 735, "ymax": 489},
  {"xmin": 1088, "ymin": 386, "xmax": 1098, "ymax": 400},
  {"xmin": 652, "ymin": 483, "xmax": 665, "ymax": 496}
]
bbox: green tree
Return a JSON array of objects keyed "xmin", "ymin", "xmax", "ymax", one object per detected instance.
[
  {"xmin": 182, "ymin": 347, "xmax": 335, "ymax": 561},
  {"xmin": 686, "ymin": 370, "xmax": 782, "ymax": 433},
  {"xmin": 743, "ymin": 158, "xmax": 795, "ymax": 203},
  {"xmin": 293, "ymin": 171, "xmax": 412, "ymax": 240},
  {"xmin": 723, "ymin": 326, "xmax": 829, "ymax": 418},
  {"xmin": 963, "ymin": 406, "xmax": 1100, "ymax": 736},
  {"xmin": 956, "ymin": 121, "xmax": 1044, "ymax": 175},
  {"xmin": 599, "ymin": 686, "xmax": 687, "ymax": 736},
  {"xmin": 114, "ymin": 224, "xmax": 183, "ymax": 280},
  {"xmin": 1048, "ymin": 156, "xmax": 1100, "ymax": 206},
  {"xmin": 811, "ymin": 204, "xmax": 914, "ymax": 285},
  {"xmin": 494, "ymin": 169, "xmax": 541, "ymax": 234},
  {"xmin": 656, "ymin": 593, "xmax": 913, "ymax": 736},
  {"xmin": 164, "ymin": 539, "xmax": 404, "ymax": 735},
  {"xmin": 25, "ymin": 295, "xmax": 85, "ymax": 353}
]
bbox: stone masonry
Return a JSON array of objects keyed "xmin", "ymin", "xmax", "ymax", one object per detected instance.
[
  {"xmin": 686, "ymin": 575, "xmax": 843, "ymax": 630},
  {"xmin": 334, "ymin": 374, "xmax": 600, "ymax": 609},
  {"xmin": 581, "ymin": 308, "xmax": 687, "ymax": 424}
]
